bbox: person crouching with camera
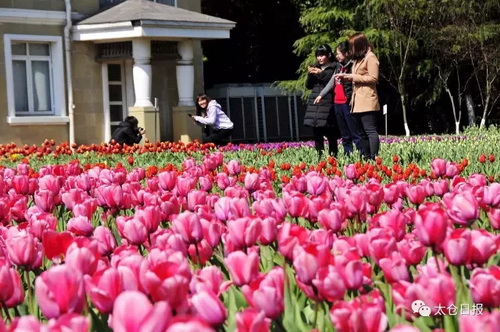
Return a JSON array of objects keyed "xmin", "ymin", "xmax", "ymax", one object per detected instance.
[{"xmin": 110, "ymin": 115, "xmax": 146, "ymax": 146}]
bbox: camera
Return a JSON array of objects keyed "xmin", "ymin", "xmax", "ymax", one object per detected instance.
[{"xmin": 138, "ymin": 127, "xmax": 144, "ymax": 131}]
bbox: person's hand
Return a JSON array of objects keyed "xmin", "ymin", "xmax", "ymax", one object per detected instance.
[
  {"xmin": 314, "ymin": 96, "xmax": 322, "ymax": 104},
  {"xmin": 308, "ymin": 66, "xmax": 322, "ymax": 75},
  {"xmin": 335, "ymin": 73, "xmax": 353, "ymax": 81}
]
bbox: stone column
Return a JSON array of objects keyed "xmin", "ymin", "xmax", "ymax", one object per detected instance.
[
  {"xmin": 176, "ymin": 40, "xmax": 195, "ymax": 107},
  {"xmin": 129, "ymin": 39, "xmax": 160, "ymax": 142},
  {"xmin": 132, "ymin": 39, "xmax": 153, "ymax": 107}
]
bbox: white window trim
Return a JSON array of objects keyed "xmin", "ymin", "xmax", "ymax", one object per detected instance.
[{"xmin": 4, "ymin": 34, "xmax": 68, "ymax": 126}]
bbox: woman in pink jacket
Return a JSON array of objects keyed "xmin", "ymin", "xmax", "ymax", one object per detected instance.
[{"xmin": 334, "ymin": 33, "xmax": 380, "ymax": 160}]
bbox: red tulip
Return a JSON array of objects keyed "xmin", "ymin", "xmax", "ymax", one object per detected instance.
[
  {"xmin": 110, "ymin": 291, "xmax": 171, "ymax": 332},
  {"xmin": 191, "ymin": 290, "xmax": 227, "ymax": 326},
  {"xmin": 235, "ymin": 308, "xmax": 271, "ymax": 332},
  {"xmin": 414, "ymin": 202, "xmax": 448, "ymax": 247},
  {"xmin": 35, "ymin": 265, "xmax": 85, "ymax": 319},
  {"xmin": 225, "ymin": 251, "xmax": 260, "ymax": 286},
  {"xmin": 42, "ymin": 230, "xmax": 74, "ymax": 261},
  {"xmin": 469, "ymin": 266, "xmax": 500, "ymax": 308}
]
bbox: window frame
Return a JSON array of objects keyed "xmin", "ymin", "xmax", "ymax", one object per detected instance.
[{"xmin": 4, "ymin": 34, "xmax": 68, "ymax": 125}]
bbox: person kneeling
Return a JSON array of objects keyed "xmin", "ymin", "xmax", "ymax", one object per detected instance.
[{"xmin": 191, "ymin": 93, "xmax": 234, "ymax": 146}]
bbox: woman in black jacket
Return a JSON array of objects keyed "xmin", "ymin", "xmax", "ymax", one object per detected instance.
[
  {"xmin": 110, "ymin": 116, "xmax": 145, "ymax": 145},
  {"xmin": 304, "ymin": 44, "xmax": 340, "ymax": 160},
  {"xmin": 315, "ymin": 41, "xmax": 362, "ymax": 156}
]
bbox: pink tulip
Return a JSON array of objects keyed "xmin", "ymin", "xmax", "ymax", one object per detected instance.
[
  {"xmin": 405, "ymin": 185, "xmax": 426, "ymax": 206},
  {"xmin": 12, "ymin": 175, "xmax": 30, "ymax": 195},
  {"xmin": 242, "ymin": 267, "xmax": 284, "ymax": 319},
  {"xmin": 259, "ymin": 217, "xmax": 278, "ymax": 245},
  {"xmin": 7, "ymin": 316, "xmax": 42, "ymax": 331},
  {"xmin": 35, "ymin": 265, "xmax": 85, "ymax": 319},
  {"xmin": 469, "ymin": 266, "xmax": 500, "ymax": 308},
  {"xmin": 252, "ymin": 198, "xmax": 287, "ymax": 222},
  {"xmin": 157, "ymin": 171, "xmax": 177, "ymax": 191},
  {"xmin": 459, "ymin": 309, "xmax": 500, "ymax": 332},
  {"xmin": 5, "ymin": 228, "xmax": 42, "ymax": 270},
  {"xmin": 482, "ymin": 182, "xmax": 500, "ymax": 207},
  {"xmin": 372, "ymin": 209, "xmax": 407, "ymax": 241},
  {"xmin": 172, "ymin": 211, "xmax": 203, "ymax": 244},
  {"xmin": 214, "ymin": 197, "xmax": 250, "ymax": 221},
  {"xmin": 312, "ymin": 265, "xmax": 346, "ymax": 302},
  {"xmin": 277, "ymin": 222, "xmax": 308, "ymax": 260},
  {"xmin": 227, "ymin": 217, "xmax": 262, "ymax": 250},
  {"xmin": 379, "ymin": 252, "xmax": 409, "ymax": 283},
  {"xmin": 469, "ymin": 229, "xmax": 497, "ymax": 265},
  {"xmin": 227, "ymin": 160, "xmax": 242, "ymax": 175},
  {"xmin": 67, "ymin": 216, "xmax": 94, "ymax": 237},
  {"xmin": 443, "ymin": 229, "xmax": 471, "ymax": 266},
  {"xmin": 93, "ymin": 226, "xmax": 117, "ymax": 256},
  {"xmin": 317, "ymin": 204, "xmax": 346, "ymax": 233},
  {"xmin": 282, "ymin": 192, "xmax": 309, "ymax": 219},
  {"xmin": 166, "ymin": 318, "xmax": 215, "ymax": 332},
  {"xmin": 235, "ymin": 308, "xmax": 271, "ymax": 332},
  {"xmin": 116, "ymin": 216, "xmax": 148, "ymax": 246},
  {"xmin": 414, "ymin": 202, "xmax": 448, "ymax": 247},
  {"xmin": 344, "ymin": 187, "xmax": 368, "ymax": 218},
  {"xmin": 188, "ymin": 239, "xmax": 213, "ymax": 265},
  {"xmin": 306, "ymin": 174, "xmax": 328, "ymax": 196},
  {"xmin": 397, "ymin": 234, "xmax": 426, "ymax": 266},
  {"xmin": 225, "ymin": 251, "xmax": 260, "ymax": 286},
  {"xmin": 488, "ymin": 208, "xmax": 500, "ymax": 229},
  {"xmin": 84, "ymin": 267, "xmax": 123, "ymax": 314},
  {"xmin": 334, "ymin": 253, "xmax": 365, "ymax": 291},
  {"xmin": 433, "ymin": 179, "xmax": 449, "ymax": 197},
  {"xmin": 34, "ymin": 189, "xmax": 56, "ymax": 213},
  {"xmin": 187, "ymin": 190, "xmax": 208, "ymax": 212},
  {"xmin": 445, "ymin": 162, "xmax": 459, "ymax": 178},
  {"xmin": 443, "ymin": 191, "xmax": 480, "ymax": 226},
  {"xmin": 191, "ymin": 290, "xmax": 227, "ymax": 326},
  {"xmin": 431, "ymin": 158, "xmax": 447, "ymax": 177},
  {"xmin": 47, "ymin": 313, "xmax": 90, "ymax": 332},
  {"xmin": 190, "ymin": 266, "xmax": 231, "ymax": 296},
  {"xmin": 367, "ymin": 229, "xmax": 397, "ymax": 264},
  {"xmin": 330, "ymin": 301, "xmax": 387, "ymax": 332},
  {"xmin": 383, "ymin": 183, "xmax": 400, "ymax": 207},
  {"xmin": 198, "ymin": 176, "xmax": 213, "ymax": 192},
  {"xmin": 140, "ymin": 250, "xmax": 192, "ymax": 309},
  {"xmin": 344, "ymin": 164, "xmax": 358, "ymax": 180},
  {"xmin": 110, "ymin": 291, "xmax": 171, "ymax": 332},
  {"xmin": 0, "ymin": 263, "xmax": 24, "ymax": 307},
  {"xmin": 175, "ymin": 175, "xmax": 197, "ymax": 197},
  {"xmin": 244, "ymin": 173, "xmax": 260, "ymax": 192},
  {"xmin": 389, "ymin": 325, "xmax": 420, "ymax": 332}
]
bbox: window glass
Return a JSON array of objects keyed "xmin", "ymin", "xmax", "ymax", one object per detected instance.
[
  {"xmin": 109, "ymin": 85, "xmax": 123, "ymax": 102},
  {"xmin": 108, "ymin": 64, "xmax": 122, "ymax": 81},
  {"xmin": 30, "ymin": 43, "xmax": 50, "ymax": 56},
  {"xmin": 11, "ymin": 43, "xmax": 27, "ymax": 56},
  {"xmin": 110, "ymin": 105, "xmax": 123, "ymax": 122},
  {"xmin": 32, "ymin": 61, "xmax": 52, "ymax": 112},
  {"xmin": 13, "ymin": 61, "xmax": 29, "ymax": 113}
]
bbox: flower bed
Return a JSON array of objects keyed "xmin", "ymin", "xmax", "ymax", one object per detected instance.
[{"xmin": 0, "ymin": 128, "xmax": 499, "ymax": 331}]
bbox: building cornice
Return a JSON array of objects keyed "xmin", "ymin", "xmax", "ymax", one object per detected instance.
[{"xmin": 0, "ymin": 8, "xmax": 83, "ymax": 26}]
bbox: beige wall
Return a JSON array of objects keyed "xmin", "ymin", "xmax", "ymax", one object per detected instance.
[
  {"xmin": 71, "ymin": 43, "xmax": 105, "ymax": 145},
  {"xmin": 0, "ymin": 23, "xmax": 68, "ymax": 145},
  {"xmin": 0, "ymin": 0, "xmax": 99, "ymax": 16}
]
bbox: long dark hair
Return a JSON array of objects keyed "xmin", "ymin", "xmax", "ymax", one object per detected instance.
[
  {"xmin": 195, "ymin": 93, "xmax": 211, "ymax": 116},
  {"xmin": 349, "ymin": 32, "xmax": 373, "ymax": 61}
]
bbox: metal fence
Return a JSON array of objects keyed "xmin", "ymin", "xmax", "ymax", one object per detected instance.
[{"xmin": 207, "ymin": 84, "xmax": 312, "ymax": 143}]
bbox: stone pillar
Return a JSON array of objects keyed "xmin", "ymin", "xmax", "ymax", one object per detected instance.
[
  {"xmin": 172, "ymin": 106, "xmax": 202, "ymax": 143},
  {"xmin": 176, "ymin": 40, "xmax": 195, "ymax": 107},
  {"xmin": 129, "ymin": 39, "xmax": 159, "ymax": 142},
  {"xmin": 132, "ymin": 39, "xmax": 153, "ymax": 107}
]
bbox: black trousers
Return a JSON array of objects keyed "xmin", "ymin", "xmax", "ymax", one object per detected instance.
[
  {"xmin": 353, "ymin": 111, "xmax": 379, "ymax": 159},
  {"xmin": 312, "ymin": 126, "xmax": 338, "ymax": 157},
  {"xmin": 203, "ymin": 128, "xmax": 233, "ymax": 146}
]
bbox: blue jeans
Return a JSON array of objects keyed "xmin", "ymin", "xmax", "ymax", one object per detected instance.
[{"xmin": 334, "ymin": 103, "xmax": 362, "ymax": 155}]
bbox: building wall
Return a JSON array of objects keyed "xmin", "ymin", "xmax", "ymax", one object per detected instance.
[
  {"xmin": 0, "ymin": 22, "xmax": 68, "ymax": 145},
  {"xmin": 71, "ymin": 42, "xmax": 105, "ymax": 145}
]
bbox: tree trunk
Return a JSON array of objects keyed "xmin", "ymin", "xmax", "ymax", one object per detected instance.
[
  {"xmin": 455, "ymin": 122, "xmax": 460, "ymax": 135},
  {"xmin": 465, "ymin": 94, "xmax": 475, "ymax": 126},
  {"xmin": 400, "ymin": 88, "xmax": 410, "ymax": 136}
]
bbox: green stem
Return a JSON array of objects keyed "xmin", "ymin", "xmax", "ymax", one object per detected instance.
[
  {"xmin": 313, "ymin": 300, "xmax": 320, "ymax": 329},
  {"xmin": 2, "ymin": 301, "xmax": 11, "ymax": 323}
]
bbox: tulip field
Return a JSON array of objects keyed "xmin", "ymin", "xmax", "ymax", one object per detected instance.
[{"xmin": 0, "ymin": 127, "xmax": 499, "ymax": 332}]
